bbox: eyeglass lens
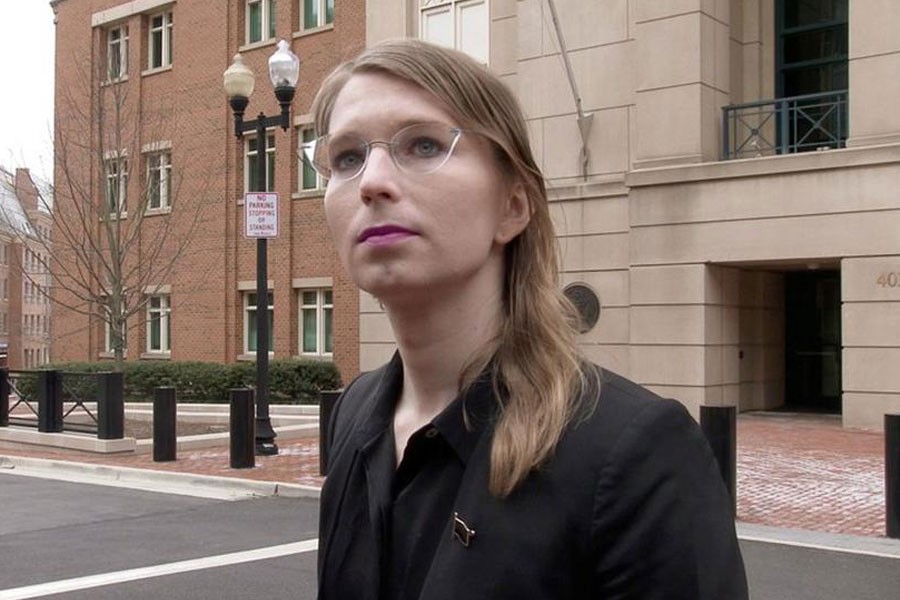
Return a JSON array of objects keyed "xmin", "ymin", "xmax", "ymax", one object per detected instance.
[{"xmin": 310, "ymin": 123, "xmax": 462, "ymax": 181}]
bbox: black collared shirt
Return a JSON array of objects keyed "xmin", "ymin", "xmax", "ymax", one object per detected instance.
[{"xmin": 357, "ymin": 359, "xmax": 494, "ymax": 600}]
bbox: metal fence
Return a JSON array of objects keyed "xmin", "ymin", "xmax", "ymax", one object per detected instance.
[
  {"xmin": 722, "ymin": 90, "xmax": 848, "ymax": 160},
  {"xmin": 0, "ymin": 369, "xmax": 124, "ymax": 439}
]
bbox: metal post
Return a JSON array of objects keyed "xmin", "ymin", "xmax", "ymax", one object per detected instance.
[
  {"xmin": 153, "ymin": 386, "xmax": 177, "ymax": 462},
  {"xmin": 38, "ymin": 370, "xmax": 62, "ymax": 433},
  {"xmin": 319, "ymin": 390, "xmax": 341, "ymax": 475},
  {"xmin": 254, "ymin": 116, "xmax": 277, "ymax": 456},
  {"xmin": 722, "ymin": 107, "xmax": 730, "ymax": 160},
  {"xmin": 97, "ymin": 372, "xmax": 124, "ymax": 440},
  {"xmin": 0, "ymin": 368, "xmax": 8, "ymax": 427},
  {"xmin": 886, "ymin": 414, "xmax": 900, "ymax": 538},
  {"xmin": 231, "ymin": 388, "xmax": 255, "ymax": 469},
  {"xmin": 700, "ymin": 405, "xmax": 737, "ymax": 513}
]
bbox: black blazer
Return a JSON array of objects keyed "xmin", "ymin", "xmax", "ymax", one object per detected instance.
[{"xmin": 318, "ymin": 359, "xmax": 748, "ymax": 599}]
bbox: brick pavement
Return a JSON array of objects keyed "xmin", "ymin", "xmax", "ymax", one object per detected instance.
[{"xmin": 0, "ymin": 411, "xmax": 889, "ymax": 538}]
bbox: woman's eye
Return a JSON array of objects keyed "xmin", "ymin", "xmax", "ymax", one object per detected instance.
[
  {"xmin": 332, "ymin": 149, "xmax": 365, "ymax": 173},
  {"xmin": 406, "ymin": 137, "xmax": 443, "ymax": 158}
]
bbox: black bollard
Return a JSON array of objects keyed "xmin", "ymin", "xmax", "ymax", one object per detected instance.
[
  {"xmin": 319, "ymin": 390, "xmax": 342, "ymax": 475},
  {"xmin": 38, "ymin": 370, "xmax": 63, "ymax": 433},
  {"xmin": 886, "ymin": 414, "xmax": 900, "ymax": 538},
  {"xmin": 0, "ymin": 369, "xmax": 8, "ymax": 427},
  {"xmin": 153, "ymin": 387, "xmax": 177, "ymax": 462},
  {"xmin": 97, "ymin": 372, "xmax": 125, "ymax": 440},
  {"xmin": 700, "ymin": 405, "xmax": 737, "ymax": 513},
  {"xmin": 230, "ymin": 388, "xmax": 255, "ymax": 469}
]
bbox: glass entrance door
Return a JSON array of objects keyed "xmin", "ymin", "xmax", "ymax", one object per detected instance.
[{"xmin": 785, "ymin": 270, "xmax": 842, "ymax": 413}]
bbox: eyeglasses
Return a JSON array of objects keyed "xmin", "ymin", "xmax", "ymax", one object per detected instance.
[{"xmin": 303, "ymin": 122, "xmax": 465, "ymax": 182}]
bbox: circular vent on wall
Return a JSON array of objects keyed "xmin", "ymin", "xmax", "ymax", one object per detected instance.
[{"xmin": 563, "ymin": 283, "xmax": 601, "ymax": 334}]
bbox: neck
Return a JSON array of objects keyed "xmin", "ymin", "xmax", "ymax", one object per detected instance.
[{"xmin": 386, "ymin": 283, "xmax": 502, "ymax": 418}]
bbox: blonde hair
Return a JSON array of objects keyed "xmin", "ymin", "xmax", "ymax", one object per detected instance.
[{"xmin": 313, "ymin": 39, "xmax": 595, "ymax": 497}]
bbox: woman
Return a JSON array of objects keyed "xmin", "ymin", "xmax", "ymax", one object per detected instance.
[{"xmin": 310, "ymin": 38, "xmax": 748, "ymax": 599}]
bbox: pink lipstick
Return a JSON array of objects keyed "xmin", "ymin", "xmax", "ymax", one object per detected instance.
[{"xmin": 358, "ymin": 225, "xmax": 417, "ymax": 246}]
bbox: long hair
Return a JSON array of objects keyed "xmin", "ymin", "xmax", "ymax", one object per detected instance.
[{"xmin": 312, "ymin": 39, "xmax": 595, "ymax": 497}]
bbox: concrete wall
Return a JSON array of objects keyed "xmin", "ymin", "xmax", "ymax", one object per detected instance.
[{"xmin": 356, "ymin": 1, "xmax": 900, "ymax": 430}]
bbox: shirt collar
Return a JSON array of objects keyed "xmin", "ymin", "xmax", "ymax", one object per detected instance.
[
  {"xmin": 361, "ymin": 351, "xmax": 498, "ymax": 466},
  {"xmin": 430, "ymin": 367, "xmax": 497, "ymax": 466}
]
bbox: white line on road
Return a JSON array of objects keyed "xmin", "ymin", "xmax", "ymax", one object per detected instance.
[{"xmin": 0, "ymin": 539, "xmax": 319, "ymax": 599}]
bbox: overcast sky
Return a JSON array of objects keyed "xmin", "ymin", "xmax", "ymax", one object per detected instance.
[{"xmin": 0, "ymin": 2, "xmax": 56, "ymax": 182}]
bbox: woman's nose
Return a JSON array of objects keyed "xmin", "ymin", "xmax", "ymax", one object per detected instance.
[{"xmin": 357, "ymin": 145, "xmax": 400, "ymax": 202}]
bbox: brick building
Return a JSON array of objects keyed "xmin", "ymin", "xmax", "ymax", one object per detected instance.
[
  {"xmin": 51, "ymin": 0, "xmax": 900, "ymax": 429},
  {"xmin": 0, "ymin": 168, "xmax": 54, "ymax": 370},
  {"xmin": 50, "ymin": 0, "xmax": 364, "ymax": 382}
]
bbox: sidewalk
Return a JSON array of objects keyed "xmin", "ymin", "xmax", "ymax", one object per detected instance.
[{"xmin": 0, "ymin": 411, "xmax": 890, "ymax": 538}]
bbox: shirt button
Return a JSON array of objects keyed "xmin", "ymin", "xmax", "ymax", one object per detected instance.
[{"xmin": 425, "ymin": 427, "xmax": 439, "ymax": 438}]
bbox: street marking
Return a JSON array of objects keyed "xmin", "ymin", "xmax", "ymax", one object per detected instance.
[{"xmin": 0, "ymin": 539, "xmax": 318, "ymax": 599}]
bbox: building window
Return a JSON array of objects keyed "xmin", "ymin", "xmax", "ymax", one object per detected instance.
[
  {"xmin": 107, "ymin": 25, "xmax": 129, "ymax": 80},
  {"xmin": 299, "ymin": 288, "xmax": 332, "ymax": 356},
  {"xmin": 105, "ymin": 158, "xmax": 128, "ymax": 215},
  {"xmin": 419, "ymin": 0, "xmax": 488, "ymax": 64},
  {"xmin": 146, "ymin": 294, "xmax": 171, "ymax": 353},
  {"xmin": 247, "ymin": 0, "xmax": 277, "ymax": 43},
  {"xmin": 299, "ymin": 127, "xmax": 323, "ymax": 191},
  {"xmin": 302, "ymin": 0, "xmax": 334, "ymax": 29},
  {"xmin": 244, "ymin": 291, "xmax": 274, "ymax": 353},
  {"xmin": 147, "ymin": 151, "xmax": 172, "ymax": 210},
  {"xmin": 246, "ymin": 134, "xmax": 275, "ymax": 192},
  {"xmin": 149, "ymin": 11, "xmax": 174, "ymax": 69}
]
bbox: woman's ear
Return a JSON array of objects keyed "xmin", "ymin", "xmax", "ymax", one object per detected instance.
[{"xmin": 495, "ymin": 181, "xmax": 530, "ymax": 244}]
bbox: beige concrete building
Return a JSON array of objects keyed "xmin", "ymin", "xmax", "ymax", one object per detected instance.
[{"xmin": 361, "ymin": 0, "xmax": 900, "ymax": 430}]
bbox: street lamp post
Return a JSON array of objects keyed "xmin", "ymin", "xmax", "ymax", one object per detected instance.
[{"xmin": 223, "ymin": 40, "xmax": 300, "ymax": 456}]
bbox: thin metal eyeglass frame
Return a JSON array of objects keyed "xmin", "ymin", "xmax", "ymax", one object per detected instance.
[{"xmin": 305, "ymin": 125, "xmax": 466, "ymax": 182}]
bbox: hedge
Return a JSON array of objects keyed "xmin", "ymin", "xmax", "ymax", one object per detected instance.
[{"xmin": 21, "ymin": 359, "xmax": 342, "ymax": 404}]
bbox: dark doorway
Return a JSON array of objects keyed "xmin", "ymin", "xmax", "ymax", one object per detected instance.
[{"xmin": 785, "ymin": 270, "xmax": 841, "ymax": 413}]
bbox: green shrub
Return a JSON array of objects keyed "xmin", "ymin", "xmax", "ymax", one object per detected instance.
[{"xmin": 28, "ymin": 359, "xmax": 342, "ymax": 404}]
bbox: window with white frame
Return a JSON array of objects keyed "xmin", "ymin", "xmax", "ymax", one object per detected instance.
[
  {"xmin": 419, "ymin": 0, "xmax": 488, "ymax": 64},
  {"xmin": 105, "ymin": 158, "xmax": 128, "ymax": 215},
  {"xmin": 299, "ymin": 288, "xmax": 332, "ymax": 356},
  {"xmin": 299, "ymin": 127, "xmax": 323, "ymax": 191},
  {"xmin": 246, "ymin": 134, "xmax": 275, "ymax": 192},
  {"xmin": 244, "ymin": 291, "xmax": 274, "ymax": 353},
  {"xmin": 107, "ymin": 25, "xmax": 128, "ymax": 80},
  {"xmin": 149, "ymin": 11, "xmax": 173, "ymax": 69},
  {"xmin": 147, "ymin": 151, "xmax": 172, "ymax": 209},
  {"xmin": 302, "ymin": 0, "xmax": 334, "ymax": 30},
  {"xmin": 146, "ymin": 294, "xmax": 171, "ymax": 353},
  {"xmin": 247, "ymin": 0, "xmax": 277, "ymax": 44}
]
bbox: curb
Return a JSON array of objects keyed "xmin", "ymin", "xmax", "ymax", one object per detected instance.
[
  {"xmin": 0, "ymin": 454, "xmax": 321, "ymax": 501},
  {"xmin": 736, "ymin": 522, "xmax": 900, "ymax": 559}
]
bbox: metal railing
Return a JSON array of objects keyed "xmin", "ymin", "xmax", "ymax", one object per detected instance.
[
  {"xmin": 0, "ymin": 369, "xmax": 124, "ymax": 439},
  {"xmin": 722, "ymin": 90, "xmax": 848, "ymax": 160}
]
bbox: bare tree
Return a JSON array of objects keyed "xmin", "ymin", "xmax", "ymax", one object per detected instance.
[{"xmin": 3, "ymin": 56, "xmax": 214, "ymax": 371}]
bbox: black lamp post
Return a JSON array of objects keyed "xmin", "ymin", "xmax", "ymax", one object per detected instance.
[{"xmin": 223, "ymin": 40, "xmax": 300, "ymax": 456}]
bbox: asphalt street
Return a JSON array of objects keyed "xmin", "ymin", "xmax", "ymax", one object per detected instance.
[
  {"xmin": 0, "ymin": 473, "xmax": 318, "ymax": 599},
  {"xmin": 3, "ymin": 470, "xmax": 900, "ymax": 599}
]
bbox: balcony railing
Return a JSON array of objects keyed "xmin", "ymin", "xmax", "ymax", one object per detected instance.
[{"xmin": 722, "ymin": 90, "xmax": 848, "ymax": 160}]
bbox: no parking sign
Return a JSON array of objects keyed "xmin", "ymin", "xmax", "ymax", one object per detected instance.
[{"xmin": 245, "ymin": 192, "xmax": 278, "ymax": 238}]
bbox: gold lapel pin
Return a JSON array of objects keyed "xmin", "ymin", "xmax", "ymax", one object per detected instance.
[{"xmin": 452, "ymin": 512, "xmax": 476, "ymax": 548}]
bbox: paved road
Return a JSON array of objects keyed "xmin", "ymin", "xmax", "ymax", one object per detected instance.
[
  {"xmin": 0, "ymin": 472, "xmax": 318, "ymax": 599},
  {"xmin": 3, "ymin": 471, "xmax": 900, "ymax": 599}
]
